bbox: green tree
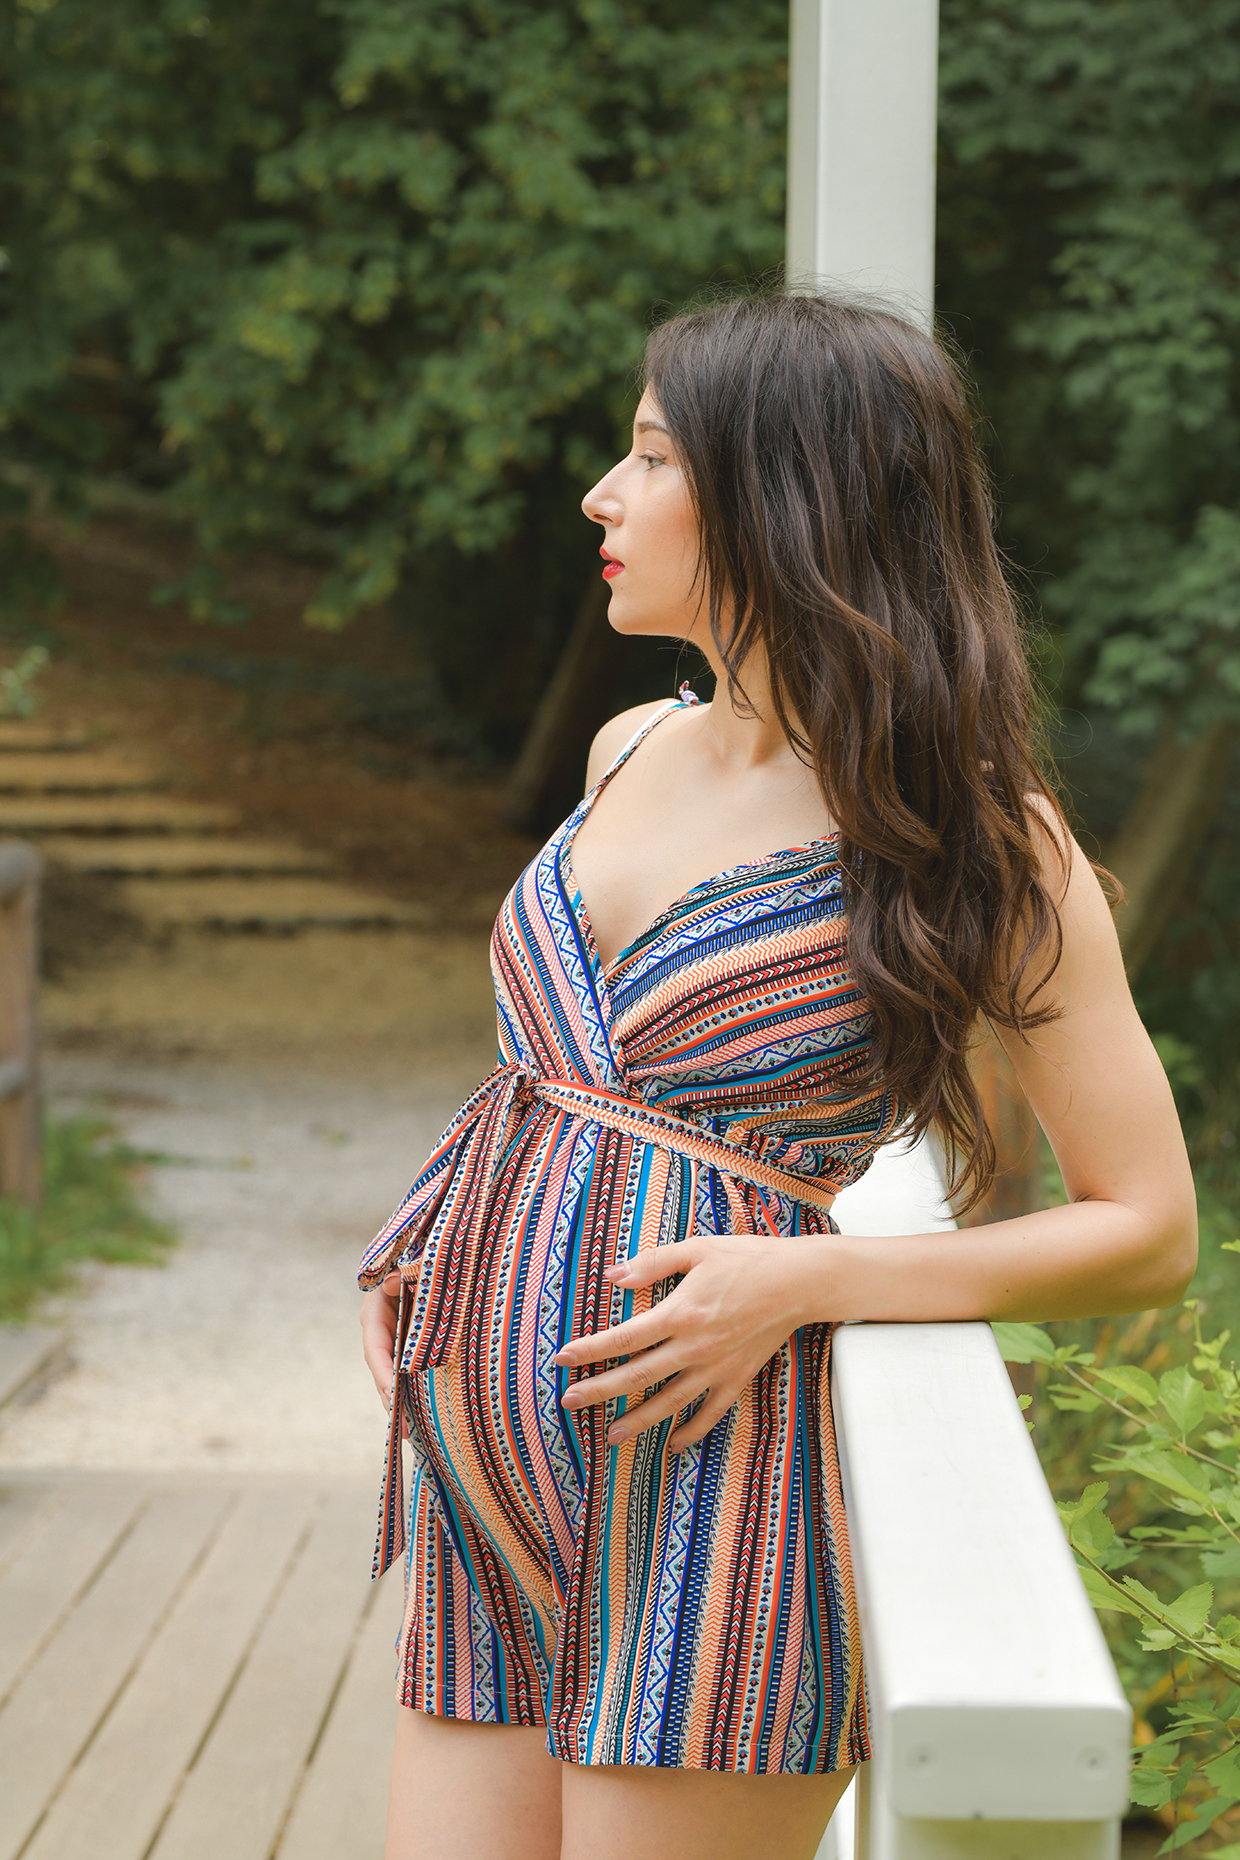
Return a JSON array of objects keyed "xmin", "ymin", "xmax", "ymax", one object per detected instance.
[
  {"xmin": 2, "ymin": 0, "xmax": 787, "ymax": 740},
  {"xmin": 937, "ymin": 0, "xmax": 1240, "ymax": 1192}
]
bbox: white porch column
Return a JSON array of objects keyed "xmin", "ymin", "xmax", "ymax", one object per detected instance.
[{"xmin": 786, "ymin": 0, "xmax": 940, "ymax": 330}]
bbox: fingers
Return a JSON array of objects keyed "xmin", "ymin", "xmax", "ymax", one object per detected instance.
[
  {"xmin": 606, "ymin": 1379, "xmax": 708, "ymax": 1445},
  {"xmin": 603, "ymin": 1239, "xmax": 697, "ymax": 1291},
  {"xmin": 360, "ymin": 1283, "xmax": 401, "ymax": 1415},
  {"xmin": 561, "ymin": 1341, "xmax": 684, "ymax": 1412},
  {"xmin": 669, "ymin": 1390, "xmax": 736, "ymax": 1451},
  {"xmin": 554, "ymin": 1307, "xmax": 675, "ymax": 1370}
]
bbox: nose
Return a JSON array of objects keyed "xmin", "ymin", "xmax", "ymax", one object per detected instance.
[{"xmin": 582, "ymin": 463, "xmax": 622, "ymax": 528}]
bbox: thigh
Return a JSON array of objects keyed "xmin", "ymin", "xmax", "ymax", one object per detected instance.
[
  {"xmin": 386, "ymin": 1706, "xmax": 563, "ymax": 1860},
  {"xmin": 560, "ymin": 1760, "xmax": 857, "ymax": 1860}
]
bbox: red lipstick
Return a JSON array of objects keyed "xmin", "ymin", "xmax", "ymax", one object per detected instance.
[{"xmin": 600, "ymin": 545, "xmax": 624, "ymax": 580}]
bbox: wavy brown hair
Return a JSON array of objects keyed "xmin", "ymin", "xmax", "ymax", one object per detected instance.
[{"xmin": 643, "ymin": 291, "xmax": 1069, "ymax": 1209}]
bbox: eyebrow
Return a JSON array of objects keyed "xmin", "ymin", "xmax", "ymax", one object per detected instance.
[{"xmin": 636, "ymin": 420, "xmax": 670, "ymax": 435}]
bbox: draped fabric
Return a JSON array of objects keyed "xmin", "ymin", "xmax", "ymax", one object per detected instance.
[{"xmin": 360, "ymin": 693, "xmax": 901, "ymax": 1773}]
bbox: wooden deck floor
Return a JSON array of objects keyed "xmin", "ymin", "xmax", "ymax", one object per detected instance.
[{"xmin": 0, "ymin": 1473, "xmax": 402, "ymax": 1860}]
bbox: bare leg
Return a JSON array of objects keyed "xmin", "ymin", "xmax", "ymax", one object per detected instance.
[
  {"xmin": 561, "ymin": 1759, "xmax": 858, "ymax": 1860},
  {"xmin": 385, "ymin": 1707, "xmax": 563, "ymax": 1860}
]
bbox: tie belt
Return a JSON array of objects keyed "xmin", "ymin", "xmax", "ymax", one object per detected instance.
[{"xmin": 367, "ymin": 1063, "xmax": 871, "ymax": 1577}]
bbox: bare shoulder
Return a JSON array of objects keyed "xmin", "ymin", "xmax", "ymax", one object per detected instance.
[
  {"xmin": 583, "ymin": 700, "xmax": 673, "ymax": 793},
  {"xmin": 1019, "ymin": 791, "xmax": 1127, "ymax": 1007}
]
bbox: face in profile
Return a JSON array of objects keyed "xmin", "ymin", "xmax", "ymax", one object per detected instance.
[{"xmin": 582, "ymin": 390, "xmax": 706, "ymax": 644}]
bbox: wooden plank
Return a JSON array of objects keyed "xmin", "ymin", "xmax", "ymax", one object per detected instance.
[
  {"xmin": 121, "ymin": 878, "xmax": 425, "ymax": 932},
  {"xmin": 0, "ymin": 755, "xmax": 161, "ymax": 794},
  {"xmin": 0, "ymin": 1481, "xmax": 61, "ymax": 1578},
  {"xmin": 0, "ymin": 727, "xmax": 88, "ymax": 753},
  {"xmin": 151, "ymin": 1485, "xmax": 375, "ymax": 1860},
  {"xmin": 0, "ymin": 798, "xmax": 234, "ymax": 835},
  {"xmin": 0, "ymin": 1486, "xmax": 230, "ymax": 1860},
  {"xmin": 25, "ymin": 1487, "xmax": 316, "ymax": 1860},
  {"xmin": 41, "ymin": 837, "xmax": 332, "ymax": 878},
  {"xmin": 0, "ymin": 1481, "xmax": 145, "ymax": 1705},
  {"xmin": 0, "ymin": 874, "xmax": 41, "ymax": 1201},
  {"xmin": 277, "ymin": 1569, "xmax": 404, "ymax": 1860},
  {"xmin": 0, "ymin": 1329, "xmax": 62, "ymax": 1409}
]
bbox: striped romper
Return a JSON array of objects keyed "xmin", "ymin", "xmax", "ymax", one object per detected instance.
[{"xmin": 360, "ymin": 691, "xmax": 901, "ymax": 1775}]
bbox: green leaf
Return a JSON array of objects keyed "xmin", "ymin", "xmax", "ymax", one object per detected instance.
[
  {"xmin": 1165, "ymin": 1582, "xmax": 1214, "ymax": 1638},
  {"xmin": 1140, "ymin": 1627, "xmax": 1179, "ymax": 1650},
  {"xmin": 1079, "ymin": 1564, "xmax": 1147, "ymax": 1618},
  {"xmin": 1129, "ymin": 1769, "xmax": 1173, "ymax": 1809},
  {"xmin": 1159, "ymin": 1795, "xmax": 1231, "ymax": 1850},
  {"xmin": 1049, "ymin": 1384, "xmax": 1102, "ymax": 1412},
  {"xmin": 1073, "ymin": 1507, "xmax": 1116, "ymax": 1556},
  {"xmin": 1160, "ymin": 1367, "xmax": 1208, "ymax": 1435},
  {"xmin": 992, "ymin": 1322, "xmax": 1057, "ymax": 1365},
  {"xmin": 1203, "ymin": 1751, "xmax": 1240, "ymax": 1799},
  {"xmin": 1203, "ymin": 1546, "xmax": 1240, "ymax": 1579},
  {"xmin": 1107, "ymin": 1448, "xmax": 1213, "ymax": 1508},
  {"xmin": 1058, "ymin": 1483, "xmax": 1109, "ymax": 1522},
  {"xmin": 1170, "ymin": 1758, "xmax": 1197, "ymax": 1800},
  {"xmin": 1095, "ymin": 1366, "xmax": 1161, "ymax": 1408}
]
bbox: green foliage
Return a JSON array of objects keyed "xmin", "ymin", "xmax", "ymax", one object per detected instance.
[
  {"xmin": 0, "ymin": 1117, "xmax": 175, "ymax": 1322},
  {"xmin": 5, "ymin": 0, "xmax": 1239, "ymax": 752},
  {"xmin": 938, "ymin": 0, "xmax": 1240, "ymax": 739},
  {"xmin": 1000, "ymin": 1303, "xmax": 1240, "ymax": 1850},
  {"xmin": 2, "ymin": 0, "xmax": 787, "ymax": 630},
  {"xmin": 0, "ymin": 644, "xmax": 49, "ymax": 717}
]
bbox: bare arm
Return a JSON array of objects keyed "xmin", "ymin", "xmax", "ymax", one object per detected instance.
[{"xmin": 817, "ymin": 825, "xmax": 1196, "ymax": 1320}]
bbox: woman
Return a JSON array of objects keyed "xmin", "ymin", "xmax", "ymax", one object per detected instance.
[{"xmin": 360, "ymin": 293, "xmax": 1196, "ymax": 1860}]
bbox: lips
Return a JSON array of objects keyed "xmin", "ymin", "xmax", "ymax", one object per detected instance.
[{"xmin": 600, "ymin": 546, "xmax": 624, "ymax": 581}]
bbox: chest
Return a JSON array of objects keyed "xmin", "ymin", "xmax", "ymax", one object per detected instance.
[{"xmin": 568, "ymin": 723, "xmax": 836, "ymax": 973}]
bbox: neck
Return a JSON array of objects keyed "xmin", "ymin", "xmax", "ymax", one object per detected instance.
[{"xmin": 694, "ymin": 633, "xmax": 799, "ymax": 771}]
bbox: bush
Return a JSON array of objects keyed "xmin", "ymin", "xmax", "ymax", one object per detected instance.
[
  {"xmin": 1003, "ymin": 1294, "xmax": 1240, "ymax": 1854},
  {"xmin": 0, "ymin": 1117, "xmax": 174, "ymax": 1322}
]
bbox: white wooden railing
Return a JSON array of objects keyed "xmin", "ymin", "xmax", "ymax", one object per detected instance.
[{"xmin": 818, "ymin": 1141, "xmax": 1132, "ymax": 1860}]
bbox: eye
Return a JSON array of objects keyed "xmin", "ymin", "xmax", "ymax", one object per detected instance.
[{"xmin": 640, "ymin": 451, "xmax": 666, "ymax": 470}]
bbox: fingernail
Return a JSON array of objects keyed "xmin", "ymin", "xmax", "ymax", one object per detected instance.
[
  {"xmin": 552, "ymin": 1351, "xmax": 572, "ymax": 1366},
  {"xmin": 608, "ymin": 1427, "xmax": 628, "ymax": 1445},
  {"xmin": 604, "ymin": 1264, "xmax": 630, "ymax": 1281},
  {"xmin": 561, "ymin": 1392, "xmax": 582, "ymax": 1408}
]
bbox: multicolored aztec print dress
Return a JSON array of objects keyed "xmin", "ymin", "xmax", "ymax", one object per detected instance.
[{"xmin": 359, "ymin": 691, "xmax": 902, "ymax": 1775}]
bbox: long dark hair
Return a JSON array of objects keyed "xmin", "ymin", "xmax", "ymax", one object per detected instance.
[{"xmin": 643, "ymin": 291, "xmax": 1067, "ymax": 1208}]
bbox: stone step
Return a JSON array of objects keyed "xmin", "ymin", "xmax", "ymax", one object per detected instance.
[
  {"xmin": 121, "ymin": 876, "xmax": 428, "ymax": 932},
  {"xmin": 0, "ymin": 724, "xmax": 89, "ymax": 752},
  {"xmin": 42, "ymin": 836, "xmax": 333, "ymax": 878},
  {"xmin": 0, "ymin": 754, "xmax": 162, "ymax": 794},
  {"xmin": 0, "ymin": 797, "xmax": 237, "ymax": 836}
]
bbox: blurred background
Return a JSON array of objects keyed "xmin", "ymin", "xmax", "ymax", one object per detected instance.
[{"xmin": 0, "ymin": 2, "xmax": 1237, "ymax": 1854}]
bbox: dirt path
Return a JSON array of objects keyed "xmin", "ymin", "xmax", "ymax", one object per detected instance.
[{"xmin": 0, "ymin": 923, "xmax": 498, "ymax": 1473}]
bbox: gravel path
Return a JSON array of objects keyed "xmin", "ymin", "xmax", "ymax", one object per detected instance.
[{"xmin": 0, "ymin": 927, "xmax": 498, "ymax": 1476}]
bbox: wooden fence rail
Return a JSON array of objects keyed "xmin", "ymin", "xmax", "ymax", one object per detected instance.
[{"xmin": 0, "ymin": 842, "xmax": 40, "ymax": 1205}]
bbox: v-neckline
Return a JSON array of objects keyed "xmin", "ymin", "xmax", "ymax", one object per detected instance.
[{"xmin": 559, "ymin": 698, "xmax": 840, "ymax": 987}]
